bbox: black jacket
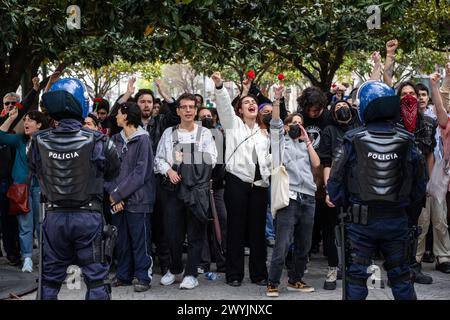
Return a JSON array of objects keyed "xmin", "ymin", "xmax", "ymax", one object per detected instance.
[
  {"xmin": 318, "ymin": 106, "xmax": 361, "ymax": 168},
  {"xmin": 143, "ymin": 101, "xmax": 180, "ymax": 153}
]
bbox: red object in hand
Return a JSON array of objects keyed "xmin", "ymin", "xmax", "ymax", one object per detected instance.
[
  {"xmin": 0, "ymin": 109, "xmax": 7, "ymax": 117},
  {"xmin": 277, "ymin": 73, "xmax": 285, "ymax": 81},
  {"xmin": 247, "ymin": 70, "xmax": 256, "ymax": 79}
]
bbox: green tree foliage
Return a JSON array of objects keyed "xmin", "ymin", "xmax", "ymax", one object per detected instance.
[
  {"xmin": 0, "ymin": 0, "xmax": 162, "ymax": 97},
  {"xmin": 64, "ymin": 60, "xmax": 162, "ymax": 98},
  {"xmin": 1, "ymin": 0, "xmax": 447, "ymax": 98},
  {"xmin": 147, "ymin": 0, "xmax": 449, "ymax": 91}
]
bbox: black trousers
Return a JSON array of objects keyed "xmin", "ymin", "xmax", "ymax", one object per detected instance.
[
  {"xmin": 159, "ymin": 187, "xmax": 206, "ymax": 277},
  {"xmin": 320, "ymin": 200, "xmax": 339, "ymax": 267},
  {"xmin": 0, "ymin": 179, "xmax": 20, "ymax": 260},
  {"xmin": 311, "ymin": 199, "xmax": 324, "ymax": 252},
  {"xmin": 225, "ymin": 173, "xmax": 268, "ymax": 283}
]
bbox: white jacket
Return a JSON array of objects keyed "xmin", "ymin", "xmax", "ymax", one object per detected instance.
[{"xmin": 215, "ymin": 86, "xmax": 271, "ymax": 187}]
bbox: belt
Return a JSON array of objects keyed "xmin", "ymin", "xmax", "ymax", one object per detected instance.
[
  {"xmin": 348, "ymin": 204, "xmax": 406, "ymax": 225},
  {"xmin": 368, "ymin": 207, "xmax": 406, "ymax": 219},
  {"xmin": 45, "ymin": 201, "xmax": 102, "ymax": 213}
]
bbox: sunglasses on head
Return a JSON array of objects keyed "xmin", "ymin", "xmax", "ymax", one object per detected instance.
[{"xmin": 3, "ymin": 101, "xmax": 16, "ymax": 106}]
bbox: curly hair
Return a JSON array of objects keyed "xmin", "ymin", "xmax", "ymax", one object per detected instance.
[{"xmin": 296, "ymin": 87, "xmax": 327, "ymax": 113}]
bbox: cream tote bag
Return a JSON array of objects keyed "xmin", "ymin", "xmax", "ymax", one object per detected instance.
[{"xmin": 271, "ymin": 138, "xmax": 290, "ymax": 218}]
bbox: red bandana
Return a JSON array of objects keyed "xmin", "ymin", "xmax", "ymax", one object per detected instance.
[{"xmin": 400, "ymin": 95, "xmax": 418, "ymax": 133}]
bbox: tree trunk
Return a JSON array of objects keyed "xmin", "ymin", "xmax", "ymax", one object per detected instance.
[{"xmin": 0, "ymin": 36, "xmax": 42, "ymax": 101}]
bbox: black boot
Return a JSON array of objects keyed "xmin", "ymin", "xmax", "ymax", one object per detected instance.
[{"xmin": 410, "ymin": 262, "xmax": 433, "ymax": 284}]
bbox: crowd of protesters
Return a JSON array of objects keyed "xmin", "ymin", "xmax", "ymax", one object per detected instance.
[{"xmin": 1, "ymin": 39, "xmax": 450, "ymax": 298}]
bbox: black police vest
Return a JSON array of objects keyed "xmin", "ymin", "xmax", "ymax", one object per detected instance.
[
  {"xmin": 348, "ymin": 128, "xmax": 414, "ymax": 206},
  {"xmin": 35, "ymin": 128, "xmax": 103, "ymax": 207}
]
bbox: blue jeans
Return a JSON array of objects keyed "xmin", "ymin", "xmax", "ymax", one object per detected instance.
[
  {"xmin": 265, "ymin": 187, "xmax": 275, "ymax": 240},
  {"xmin": 268, "ymin": 193, "xmax": 315, "ymax": 285},
  {"xmin": 17, "ymin": 176, "xmax": 40, "ymax": 258},
  {"xmin": 346, "ymin": 216, "xmax": 416, "ymax": 300}
]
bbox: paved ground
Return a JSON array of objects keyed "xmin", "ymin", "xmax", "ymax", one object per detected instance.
[{"xmin": 3, "ymin": 247, "xmax": 448, "ymax": 300}]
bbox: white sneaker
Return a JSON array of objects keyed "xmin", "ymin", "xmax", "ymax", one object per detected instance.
[
  {"xmin": 179, "ymin": 276, "xmax": 199, "ymax": 290},
  {"xmin": 22, "ymin": 257, "xmax": 33, "ymax": 273},
  {"xmin": 323, "ymin": 267, "xmax": 337, "ymax": 290},
  {"xmin": 160, "ymin": 271, "xmax": 182, "ymax": 286}
]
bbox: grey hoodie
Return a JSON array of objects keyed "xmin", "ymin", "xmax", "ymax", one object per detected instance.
[{"xmin": 270, "ymin": 118, "xmax": 316, "ymax": 197}]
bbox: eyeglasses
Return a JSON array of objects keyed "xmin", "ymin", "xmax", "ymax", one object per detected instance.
[
  {"xmin": 3, "ymin": 101, "xmax": 16, "ymax": 106},
  {"xmin": 178, "ymin": 105, "xmax": 196, "ymax": 111}
]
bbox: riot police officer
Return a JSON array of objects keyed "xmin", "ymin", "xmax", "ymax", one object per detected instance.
[
  {"xmin": 327, "ymin": 80, "xmax": 427, "ymax": 300},
  {"xmin": 30, "ymin": 78, "xmax": 120, "ymax": 300}
]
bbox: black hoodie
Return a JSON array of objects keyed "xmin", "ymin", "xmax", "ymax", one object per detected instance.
[{"xmin": 318, "ymin": 101, "xmax": 361, "ymax": 168}]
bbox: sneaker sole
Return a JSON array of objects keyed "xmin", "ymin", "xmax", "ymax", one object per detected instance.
[
  {"xmin": 179, "ymin": 284, "xmax": 199, "ymax": 290},
  {"xmin": 134, "ymin": 286, "xmax": 151, "ymax": 292},
  {"xmin": 287, "ymin": 287, "xmax": 315, "ymax": 293},
  {"xmin": 266, "ymin": 292, "xmax": 279, "ymax": 297},
  {"xmin": 160, "ymin": 278, "xmax": 175, "ymax": 286},
  {"xmin": 323, "ymin": 281, "xmax": 337, "ymax": 290}
]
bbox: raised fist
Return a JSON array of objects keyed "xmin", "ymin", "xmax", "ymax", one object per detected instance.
[
  {"xmin": 274, "ymin": 84, "xmax": 285, "ymax": 99},
  {"xmin": 372, "ymin": 51, "xmax": 381, "ymax": 64},
  {"xmin": 386, "ymin": 39, "xmax": 399, "ymax": 55},
  {"xmin": 127, "ymin": 77, "xmax": 136, "ymax": 95},
  {"xmin": 430, "ymin": 72, "xmax": 441, "ymax": 86},
  {"xmin": 211, "ymin": 72, "xmax": 222, "ymax": 87},
  {"xmin": 32, "ymin": 76, "xmax": 40, "ymax": 91}
]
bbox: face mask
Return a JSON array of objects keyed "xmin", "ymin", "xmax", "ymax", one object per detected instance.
[
  {"xmin": 335, "ymin": 107, "xmax": 352, "ymax": 124},
  {"xmin": 201, "ymin": 117, "xmax": 214, "ymax": 129},
  {"xmin": 262, "ymin": 113, "xmax": 272, "ymax": 127},
  {"xmin": 288, "ymin": 124, "xmax": 301, "ymax": 139},
  {"xmin": 400, "ymin": 95, "xmax": 418, "ymax": 133}
]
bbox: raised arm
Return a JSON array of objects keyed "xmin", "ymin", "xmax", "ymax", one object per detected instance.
[
  {"xmin": 44, "ymin": 71, "xmax": 62, "ymax": 93},
  {"xmin": 370, "ymin": 51, "xmax": 382, "ymax": 81},
  {"xmin": 9, "ymin": 76, "xmax": 41, "ymax": 134},
  {"xmin": 272, "ymin": 84, "xmax": 285, "ymax": 120},
  {"xmin": 155, "ymin": 79, "xmax": 180, "ymax": 128},
  {"xmin": 155, "ymin": 79, "xmax": 174, "ymax": 103},
  {"xmin": 383, "ymin": 39, "xmax": 398, "ymax": 87},
  {"xmin": 440, "ymin": 62, "xmax": 450, "ymax": 117},
  {"xmin": 240, "ymin": 78, "xmax": 252, "ymax": 98},
  {"xmin": 117, "ymin": 77, "xmax": 136, "ymax": 104},
  {"xmin": 212, "ymin": 72, "xmax": 240, "ymax": 129},
  {"xmin": 430, "ymin": 72, "xmax": 448, "ymax": 128}
]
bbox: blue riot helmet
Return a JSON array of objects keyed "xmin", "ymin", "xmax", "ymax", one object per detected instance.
[
  {"xmin": 42, "ymin": 78, "xmax": 91, "ymax": 121},
  {"xmin": 355, "ymin": 80, "xmax": 400, "ymax": 124}
]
